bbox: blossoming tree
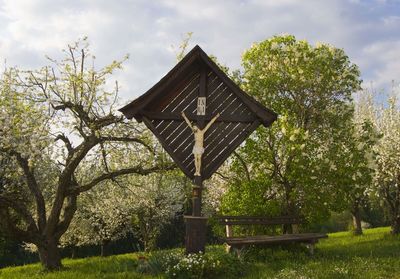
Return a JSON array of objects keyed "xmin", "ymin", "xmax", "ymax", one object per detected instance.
[
  {"xmin": 0, "ymin": 40, "xmax": 174, "ymax": 270},
  {"xmin": 61, "ymin": 170, "xmax": 186, "ymax": 254},
  {"xmin": 373, "ymin": 95, "xmax": 400, "ymax": 234},
  {"xmin": 60, "ymin": 181, "xmax": 134, "ymax": 257}
]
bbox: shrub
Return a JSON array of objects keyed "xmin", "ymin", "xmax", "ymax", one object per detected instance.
[
  {"xmin": 166, "ymin": 250, "xmax": 246, "ymax": 278},
  {"xmin": 136, "ymin": 250, "xmax": 181, "ymax": 275},
  {"xmin": 136, "ymin": 248, "xmax": 246, "ymax": 278}
]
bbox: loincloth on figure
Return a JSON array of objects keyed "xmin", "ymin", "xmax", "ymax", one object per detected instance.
[{"xmin": 192, "ymin": 146, "xmax": 205, "ymax": 155}]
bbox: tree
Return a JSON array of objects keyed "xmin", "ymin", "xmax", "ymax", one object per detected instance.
[
  {"xmin": 337, "ymin": 116, "xmax": 376, "ymax": 235},
  {"xmin": 60, "ymin": 181, "xmax": 134, "ymax": 257},
  {"xmin": 0, "ymin": 39, "xmax": 174, "ymax": 270},
  {"xmin": 335, "ymin": 90, "xmax": 377, "ymax": 235},
  {"xmin": 223, "ymin": 35, "xmax": 361, "ymax": 226},
  {"xmin": 128, "ymin": 172, "xmax": 186, "ymax": 251},
  {"xmin": 61, "ymin": 169, "xmax": 186, "ymax": 254},
  {"xmin": 373, "ymin": 95, "xmax": 400, "ymax": 234}
]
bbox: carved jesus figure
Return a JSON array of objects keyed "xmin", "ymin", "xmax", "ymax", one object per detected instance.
[{"xmin": 182, "ymin": 112, "xmax": 220, "ymax": 176}]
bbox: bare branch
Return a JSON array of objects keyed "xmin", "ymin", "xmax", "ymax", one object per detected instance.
[
  {"xmin": 100, "ymin": 142, "xmax": 111, "ymax": 173},
  {"xmin": 99, "ymin": 136, "xmax": 154, "ymax": 154},
  {"xmin": 0, "ymin": 196, "xmax": 38, "ymax": 234},
  {"xmin": 80, "ymin": 48, "xmax": 85, "ymax": 100},
  {"xmin": 45, "ymin": 136, "xmax": 99, "ymax": 235},
  {"xmin": 54, "ymin": 133, "xmax": 73, "ymax": 152},
  {"xmin": 0, "ymin": 209, "xmax": 38, "ymax": 243},
  {"xmin": 68, "ymin": 45, "xmax": 78, "ymax": 102},
  {"xmin": 93, "ymin": 114, "xmax": 123, "ymax": 129},
  {"xmin": 52, "ymin": 101, "xmax": 91, "ymax": 125},
  {"xmin": 233, "ymin": 151, "xmax": 251, "ymax": 182},
  {"xmin": 54, "ymin": 194, "xmax": 77, "ymax": 239},
  {"xmin": 12, "ymin": 151, "xmax": 47, "ymax": 231},
  {"xmin": 109, "ymin": 80, "xmax": 119, "ymax": 112},
  {"xmin": 75, "ymin": 163, "xmax": 176, "ymax": 194},
  {"xmin": 214, "ymin": 171, "xmax": 231, "ymax": 181}
]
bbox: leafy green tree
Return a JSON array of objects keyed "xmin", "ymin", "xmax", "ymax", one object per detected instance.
[
  {"xmin": 222, "ymin": 35, "xmax": 361, "ymax": 227},
  {"xmin": 0, "ymin": 39, "xmax": 174, "ymax": 270}
]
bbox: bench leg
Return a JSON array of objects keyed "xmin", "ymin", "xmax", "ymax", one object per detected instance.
[
  {"xmin": 226, "ymin": 244, "xmax": 244, "ymax": 257},
  {"xmin": 309, "ymin": 243, "xmax": 314, "ymax": 255},
  {"xmin": 306, "ymin": 241, "xmax": 316, "ymax": 255}
]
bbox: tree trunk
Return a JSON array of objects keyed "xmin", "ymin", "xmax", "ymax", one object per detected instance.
[
  {"xmin": 143, "ymin": 236, "xmax": 150, "ymax": 252},
  {"xmin": 391, "ymin": 215, "xmax": 400, "ymax": 235},
  {"xmin": 37, "ymin": 238, "xmax": 62, "ymax": 270},
  {"xmin": 71, "ymin": 246, "xmax": 76, "ymax": 259},
  {"xmin": 100, "ymin": 240, "xmax": 110, "ymax": 257},
  {"xmin": 352, "ymin": 205, "xmax": 363, "ymax": 236},
  {"xmin": 283, "ymin": 187, "xmax": 295, "ymax": 234},
  {"xmin": 138, "ymin": 215, "xmax": 150, "ymax": 252}
]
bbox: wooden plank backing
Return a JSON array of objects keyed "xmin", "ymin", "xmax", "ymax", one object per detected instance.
[{"xmin": 122, "ymin": 51, "xmax": 277, "ymax": 181}]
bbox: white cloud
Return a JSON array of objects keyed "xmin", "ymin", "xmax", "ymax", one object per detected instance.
[
  {"xmin": 0, "ymin": 0, "xmax": 399, "ymax": 102},
  {"xmin": 362, "ymin": 40, "xmax": 400, "ymax": 90}
]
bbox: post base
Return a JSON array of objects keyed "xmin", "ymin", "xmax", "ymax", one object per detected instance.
[{"xmin": 184, "ymin": 216, "xmax": 207, "ymax": 254}]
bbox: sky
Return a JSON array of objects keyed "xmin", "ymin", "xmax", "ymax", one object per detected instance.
[{"xmin": 0, "ymin": 0, "xmax": 399, "ymax": 104}]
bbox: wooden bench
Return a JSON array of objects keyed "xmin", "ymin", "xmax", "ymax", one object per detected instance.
[{"xmin": 216, "ymin": 216, "xmax": 327, "ymax": 254}]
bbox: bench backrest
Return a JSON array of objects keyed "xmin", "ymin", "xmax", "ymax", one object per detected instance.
[
  {"xmin": 216, "ymin": 216, "xmax": 303, "ymax": 237},
  {"xmin": 216, "ymin": 216, "xmax": 302, "ymax": 225}
]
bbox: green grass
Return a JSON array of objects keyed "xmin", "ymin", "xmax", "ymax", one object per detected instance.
[
  {"xmin": 246, "ymin": 227, "xmax": 400, "ymax": 279},
  {"xmin": 1, "ymin": 227, "xmax": 400, "ymax": 279},
  {"xmin": 0, "ymin": 253, "xmax": 152, "ymax": 279}
]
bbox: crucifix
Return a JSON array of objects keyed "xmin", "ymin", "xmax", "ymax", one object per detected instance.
[
  {"xmin": 119, "ymin": 45, "xmax": 277, "ymax": 254},
  {"xmin": 181, "ymin": 111, "xmax": 220, "ymax": 176}
]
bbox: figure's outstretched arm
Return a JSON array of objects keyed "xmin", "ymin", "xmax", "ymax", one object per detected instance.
[
  {"xmin": 204, "ymin": 113, "xmax": 220, "ymax": 132},
  {"xmin": 181, "ymin": 112, "xmax": 194, "ymax": 130}
]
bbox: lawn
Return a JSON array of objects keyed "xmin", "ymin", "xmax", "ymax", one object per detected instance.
[
  {"xmin": 1, "ymin": 227, "xmax": 400, "ymax": 279},
  {"xmin": 246, "ymin": 227, "xmax": 400, "ymax": 279}
]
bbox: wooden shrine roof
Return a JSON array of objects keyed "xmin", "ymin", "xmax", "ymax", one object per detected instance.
[{"xmin": 119, "ymin": 45, "xmax": 277, "ymax": 180}]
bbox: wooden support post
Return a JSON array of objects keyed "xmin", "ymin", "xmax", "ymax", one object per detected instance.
[
  {"xmin": 192, "ymin": 176, "xmax": 202, "ymax": 217},
  {"xmin": 185, "ymin": 176, "xmax": 207, "ymax": 254},
  {"xmin": 184, "ymin": 216, "xmax": 207, "ymax": 254},
  {"xmin": 185, "ymin": 66, "xmax": 208, "ymax": 254}
]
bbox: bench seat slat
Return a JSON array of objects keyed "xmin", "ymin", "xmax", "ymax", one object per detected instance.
[{"xmin": 224, "ymin": 233, "xmax": 327, "ymax": 246}]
